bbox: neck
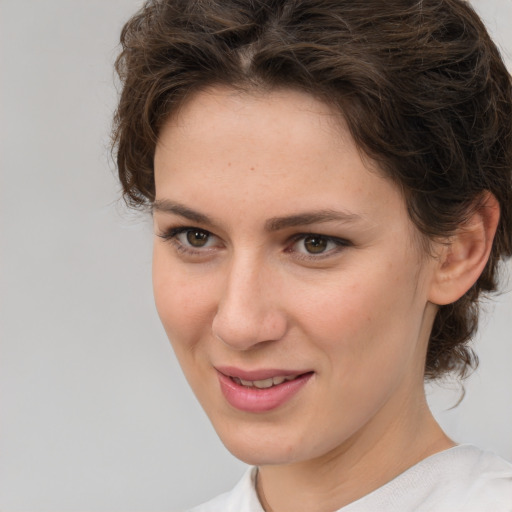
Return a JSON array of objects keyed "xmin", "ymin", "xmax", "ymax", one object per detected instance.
[{"xmin": 256, "ymin": 390, "xmax": 454, "ymax": 512}]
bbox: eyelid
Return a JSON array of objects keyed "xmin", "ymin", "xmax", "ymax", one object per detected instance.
[
  {"xmin": 157, "ymin": 226, "xmax": 203, "ymax": 240},
  {"xmin": 157, "ymin": 225, "xmax": 222, "ymax": 254},
  {"xmin": 288, "ymin": 232, "xmax": 351, "ymax": 246},
  {"xmin": 286, "ymin": 232, "xmax": 352, "ymax": 259}
]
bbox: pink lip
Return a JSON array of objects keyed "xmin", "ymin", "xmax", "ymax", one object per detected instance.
[{"xmin": 216, "ymin": 367, "xmax": 314, "ymax": 413}]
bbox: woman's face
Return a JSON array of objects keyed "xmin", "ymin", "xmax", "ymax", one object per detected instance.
[{"xmin": 153, "ymin": 86, "xmax": 439, "ymax": 466}]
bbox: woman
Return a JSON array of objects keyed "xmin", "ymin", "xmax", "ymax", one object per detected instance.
[{"xmin": 112, "ymin": 0, "xmax": 512, "ymax": 510}]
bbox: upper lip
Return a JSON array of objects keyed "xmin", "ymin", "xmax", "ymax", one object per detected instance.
[{"xmin": 215, "ymin": 366, "xmax": 312, "ymax": 381}]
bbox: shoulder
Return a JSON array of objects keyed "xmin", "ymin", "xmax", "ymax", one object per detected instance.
[
  {"xmin": 343, "ymin": 444, "xmax": 512, "ymax": 512},
  {"xmin": 439, "ymin": 445, "xmax": 512, "ymax": 511},
  {"xmin": 186, "ymin": 467, "xmax": 263, "ymax": 512}
]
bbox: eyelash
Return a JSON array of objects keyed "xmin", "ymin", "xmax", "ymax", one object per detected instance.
[
  {"xmin": 287, "ymin": 233, "xmax": 352, "ymax": 261},
  {"xmin": 157, "ymin": 226, "xmax": 352, "ymax": 260},
  {"xmin": 157, "ymin": 227, "xmax": 219, "ymax": 256}
]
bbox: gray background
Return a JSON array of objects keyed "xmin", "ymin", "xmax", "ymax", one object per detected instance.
[{"xmin": 1, "ymin": 0, "xmax": 511, "ymax": 510}]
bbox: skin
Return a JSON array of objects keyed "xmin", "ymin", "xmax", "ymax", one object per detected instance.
[{"xmin": 152, "ymin": 86, "xmax": 457, "ymax": 511}]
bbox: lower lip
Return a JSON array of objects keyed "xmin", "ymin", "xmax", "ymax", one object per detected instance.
[{"xmin": 217, "ymin": 372, "xmax": 313, "ymax": 413}]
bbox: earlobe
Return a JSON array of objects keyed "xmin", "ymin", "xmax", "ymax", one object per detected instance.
[{"xmin": 428, "ymin": 192, "xmax": 500, "ymax": 306}]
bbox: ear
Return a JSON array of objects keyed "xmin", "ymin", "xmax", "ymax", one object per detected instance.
[{"xmin": 428, "ymin": 192, "xmax": 500, "ymax": 306}]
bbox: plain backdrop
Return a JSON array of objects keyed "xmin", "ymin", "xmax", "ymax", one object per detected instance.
[{"xmin": 1, "ymin": 0, "xmax": 511, "ymax": 510}]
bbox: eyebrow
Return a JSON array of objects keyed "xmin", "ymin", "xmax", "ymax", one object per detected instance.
[
  {"xmin": 264, "ymin": 210, "xmax": 363, "ymax": 231},
  {"xmin": 152, "ymin": 200, "xmax": 363, "ymax": 231},
  {"xmin": 153, "ymin": 200, "xmax": 212, "ymax": 225}
]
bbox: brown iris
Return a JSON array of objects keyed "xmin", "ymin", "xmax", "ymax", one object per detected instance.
[
  {"xmin": 186, "ymin": 229, "xmax": 209, "ymax": 247},
  {"xmin": 303, "ymin": 235, "xmax": 328, "ymax": 253}
]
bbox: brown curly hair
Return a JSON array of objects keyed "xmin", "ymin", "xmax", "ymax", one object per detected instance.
[{"xmin": 112, "ymin": 0, "xmax": 512, "ymax": 380}]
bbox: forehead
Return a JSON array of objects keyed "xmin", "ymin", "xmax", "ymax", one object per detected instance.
[
  {"xmin": 154, "ymin": 86, "xmax": 416, "ymax": 241},
  {"xmin": 156, "ymin": 86, "xmax": 371, "ymax": 183},
  {"xmin": 160, "ymin": 85, "xmax": 350, "ymax": 155}
]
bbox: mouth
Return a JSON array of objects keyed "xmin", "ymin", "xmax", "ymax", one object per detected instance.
[
  {"xmin": 230, "ymin": 373, "xmax": 307, "ymax": 389},
  {"xmin": 215, "ymin": 367, "xmax": 314, "ymax": 413}
]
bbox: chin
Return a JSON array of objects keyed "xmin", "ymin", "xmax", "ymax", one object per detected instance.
[
  {"xmin": 211, "ymin": 417, "xmax": 312, "ymax": 466},
  {"xmin": 224, "ymin": 439, "xmax": 297, "ymax": 466}
]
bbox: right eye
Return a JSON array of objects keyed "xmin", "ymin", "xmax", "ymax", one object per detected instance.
[
  {"xmin": 178, "ymin": 228, "xmax": 213, "ymax": 248},
  {"xmin": 158, "ymin": 226, "xmax": 222, "ymax": 253}
]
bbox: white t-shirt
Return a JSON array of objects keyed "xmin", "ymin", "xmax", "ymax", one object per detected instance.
[{"xmin": 188, "ymin": 445, "xmax": 512, "ymax": 511}]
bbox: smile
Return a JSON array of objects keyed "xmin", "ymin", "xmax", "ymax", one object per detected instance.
[
  {"xmin": 216, "ymin": 367, "xmax": 314, "ymax": 413},
  {"xmin": 231, "ymin": 374, "xmax": 300, "ymax": 389}
]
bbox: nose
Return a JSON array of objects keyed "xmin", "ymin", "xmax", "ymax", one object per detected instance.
[{"xmin": 211, "ymin": 255, "xmax": 287, "ymax": 351}]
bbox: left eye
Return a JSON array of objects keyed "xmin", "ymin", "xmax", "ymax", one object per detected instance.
[{"xmin": 291, "ymin": 234, "xmax": 344, "ymax": 255}]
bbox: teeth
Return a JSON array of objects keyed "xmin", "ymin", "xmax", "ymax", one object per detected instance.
[
  {"xmin": 272, "ymin": 376, "xmax": 286, "ymax": 385},
  {"xmin": 233, "ymin": 375, "xmax": 299, "ymax": 388},
  {"xmin": 254, "ymin": 378, "xmax": 274, "ymax": 389}
]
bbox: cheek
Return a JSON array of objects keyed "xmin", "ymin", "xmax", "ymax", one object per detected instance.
[
  {"xmin": 152, "ymin": 249, "xmax": 216, "ymax": 353},
  {"xmin": 291, "ymin": 260, "xmax": 426, "ymax": 363}
]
